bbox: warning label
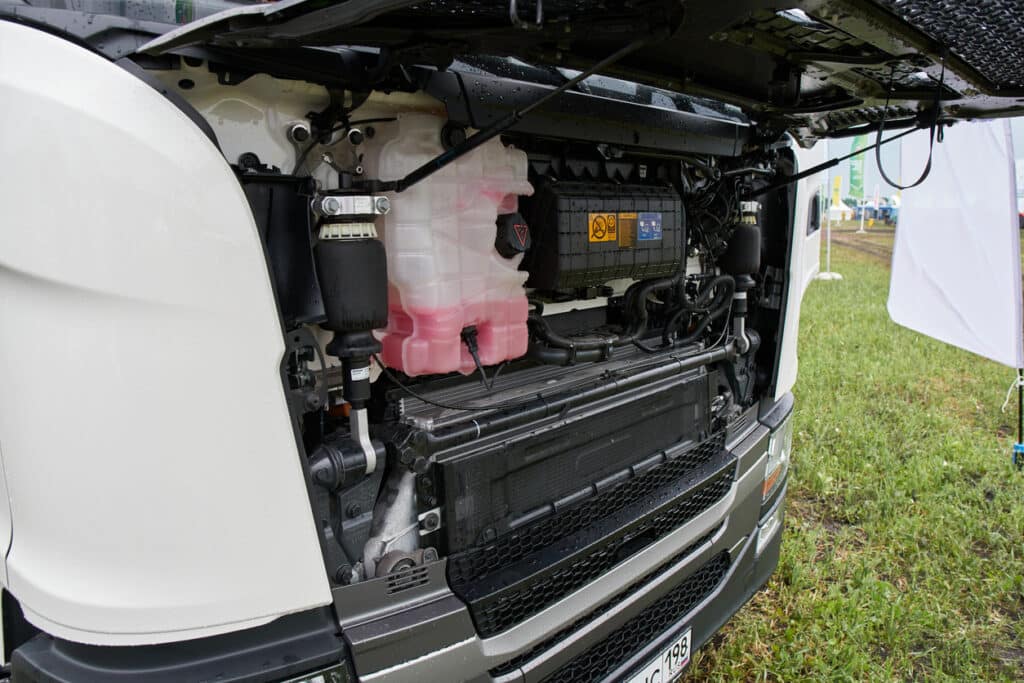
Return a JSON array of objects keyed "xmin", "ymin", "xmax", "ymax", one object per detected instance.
[
  {"xmin": 588, "ymin": 213, "xmax": 617, "ymax": 242},
  {"xmin": 638, "ymin": 212, "xmax": 663, "ymax": 241},
  {"xmin": 617, "ymin": 212, "xmax": 638, "ymax": 248}
]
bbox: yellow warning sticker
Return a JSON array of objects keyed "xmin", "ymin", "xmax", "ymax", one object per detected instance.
[
  {"xmin": 588, "ymin": 213, "xmax": 617, "ymax": 242},
  {"xmin": 617, "ymin": 212, "xmax": 638, "ymax": 248}
]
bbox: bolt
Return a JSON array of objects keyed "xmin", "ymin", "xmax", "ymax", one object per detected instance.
[
  {"xmin": 347, "ymin": 128, "xmax": 365, "ymax": 145},
  {"xmin": 422, "ymin": 512, "xmax": 440, "ymax": 531},
  {"xmin": 287, "ymin": 121, "xmax": 312, "ymax": 143},
  {"xmin": 321, "ymin": 196, "xmax": 342, "ymax": 214},
  {"xmin": 375, "ymin": 196, "xmax": 391, "ymax": 214},
  {"xmin": 353, "ymin": 165, "xmax": 364, "ymax": 176},
  {"xmin": 423, "ymin": 548, "xmax": 438, "ymax": 562},
  {"xmin": 345, "ymin": 503, "xmax": 362, "ymax": 518}
]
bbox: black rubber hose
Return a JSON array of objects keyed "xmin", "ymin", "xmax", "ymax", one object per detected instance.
[
  {"xmin": 662, "ymin": 275, "xmax": 735, "ymax": 346},
  {"xmin": 528, "ymin": 273, "xmax": 682, "ymax": 355},
  {"xmin": 527, "ymin": 343, "xmax": 608, "ymax": 365},
  {"xmin": 528, "ymin": 314, "xmax": 630, "ymax": 352}
]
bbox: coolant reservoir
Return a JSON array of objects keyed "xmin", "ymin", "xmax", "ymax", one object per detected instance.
[{"xmin": 369, "ymin": 113, "xmax": 533, "ymax": 376}]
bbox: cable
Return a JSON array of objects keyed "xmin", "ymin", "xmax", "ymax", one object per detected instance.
[
  {"xmin": 461, "ymin": 326, "xmax": 505, "ymax": 391},
  {"xmin": 662, "ymin": 276, "xmax": 735, "ymax": 346},
  {"xmin": 292, "ymin": 139, "xmax": 320, "ymax": 175},
  {"xmin": 744, "ymin": 126, "xmax": 919, "ymax": 199},
  {"xmin": 709, "ymin": 299, "xmax": 734, "ymax": 349},
  {"xmin": 875, "ymin": 56, "xmax": 947, "ymax": 190},
  {"xmin": 372, "ymin": 354, "xmax": 547, "ymax": 412}
]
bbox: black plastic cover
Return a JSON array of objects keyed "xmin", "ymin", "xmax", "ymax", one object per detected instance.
[
  {"xmin": 435, "ymin": 362, "xmax": 713, "ymax": 552},
  {"xmin": 520, "ymin": 182, "xmax": 684, "ymax": 290},
  {"xmin": 494, "ymin": 212, "xmax": 531, "ymax": 258},
  {"xmin": 240, "ymin": 174, "xmax": 326, "ymax": 328},
  {"xmin": 11, "ymin": 608, "xmax": 349, "ymax": 683}
]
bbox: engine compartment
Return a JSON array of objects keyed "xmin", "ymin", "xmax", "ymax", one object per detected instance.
[{"xmin": 149, "ymin": 56, "xmax": 795, "ymax": 629}]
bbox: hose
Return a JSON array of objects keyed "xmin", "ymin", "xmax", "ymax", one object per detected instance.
[
  {"xmin": 527, "ymin": 273, "xmax": 683, "ymax": 364},
  {"xmin": 527, "ymin": 273, "xmax": 739, "ymax": 365},
  {"xmin": 661, "ymin": 275, "xmax": 735, "ymax": 346}
]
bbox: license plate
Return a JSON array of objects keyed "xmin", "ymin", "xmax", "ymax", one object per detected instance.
[{"xmin": 625, "ymin": 627, "xmax": 692, "ymax": 683}]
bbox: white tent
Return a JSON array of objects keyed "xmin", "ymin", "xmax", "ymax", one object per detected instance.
[{"xmin": 828, "ymin": 204, "xmax": 853, "ymax": 221}]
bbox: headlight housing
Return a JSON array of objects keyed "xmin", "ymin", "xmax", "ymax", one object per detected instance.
[{"xmin": 762, "ymin": 414, "xmax": 792, "ymax": 502}]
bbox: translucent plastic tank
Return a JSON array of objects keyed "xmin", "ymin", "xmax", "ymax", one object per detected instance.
[{"xmin": 369, "ymin": 113, "xmax": 533, "ymax": 376}]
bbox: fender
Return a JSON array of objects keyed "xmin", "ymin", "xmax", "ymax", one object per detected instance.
[{"xmin": 0, "ymin": 21, "xmax": 330, "ymax": 645}]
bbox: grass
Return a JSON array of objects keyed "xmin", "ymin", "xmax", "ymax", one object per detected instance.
[{"xmin": 688, "ymin": 231, "xmax": 1024, "ymax": 681}]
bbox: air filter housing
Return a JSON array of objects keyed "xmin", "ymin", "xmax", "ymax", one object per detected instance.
[{"xmin": 520, "ymin": 181, "xmax": 685, "ymax": 290}]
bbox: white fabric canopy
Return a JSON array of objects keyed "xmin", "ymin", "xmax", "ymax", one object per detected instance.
[{"xmin": 888, "ymin": 120, "xmax": 1023, "ymax": 368}]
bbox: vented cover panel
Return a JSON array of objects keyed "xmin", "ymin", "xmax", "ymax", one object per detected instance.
[
  {"xmin": 873, "ymin": 0, "xmax": 1024, "ymax": 89},
  {"xmin": 540, "ymin": 552, "xmax": 730, "ymax": 683}
]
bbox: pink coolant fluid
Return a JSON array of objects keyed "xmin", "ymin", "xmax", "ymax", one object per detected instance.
[{"xmin": 366, "ymin": 113, "xmax": 533, "ymax": 376}]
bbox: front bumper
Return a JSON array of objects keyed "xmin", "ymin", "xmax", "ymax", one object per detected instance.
[
  {"xmin": 10, "ymin": 398, "xmax": 790, "ymax": 683},
  {"xmin": 341, "ymin": 398, "xmax": 791, "ymax": 683}
]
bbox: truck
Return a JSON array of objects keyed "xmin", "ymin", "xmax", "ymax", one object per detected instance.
[{"xmin": 0, "ymin": 1, "xmax": 1019, "ymax": 681}]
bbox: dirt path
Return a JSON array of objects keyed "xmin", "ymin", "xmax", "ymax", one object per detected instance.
[{"xmin": 829, "ymin": 229, "xmax": 895, "ymax": 265}]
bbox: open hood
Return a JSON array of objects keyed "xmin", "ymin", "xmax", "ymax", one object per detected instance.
[{"xmin": 138, "ymin": 0, "xmax": 1023, "ymax": 142}]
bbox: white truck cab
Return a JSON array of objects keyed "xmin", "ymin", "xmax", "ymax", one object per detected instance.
[{"xmin": 0, "ymin": 1, "xmax": 1019, "ymax": 680}]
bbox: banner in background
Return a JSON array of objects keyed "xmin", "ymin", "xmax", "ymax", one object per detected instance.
[
  {"xmin": 849, "ymin": 134, "xmax": 868, "ymax": 199},
  {"xmin": 888, "ymin": 120, "xmax": 1023, "ymax": 368}
]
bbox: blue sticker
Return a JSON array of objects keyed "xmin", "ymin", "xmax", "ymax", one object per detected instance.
[{"xmin": 637, "ymin": 212, "xmax": 663, "ymax": 241}]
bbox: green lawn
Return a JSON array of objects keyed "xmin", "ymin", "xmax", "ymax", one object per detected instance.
[{"xmin": 689, "ymin": 236, "xmax": 1024, "ymax": 681}]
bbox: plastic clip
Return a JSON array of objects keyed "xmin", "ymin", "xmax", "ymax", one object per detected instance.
[{"xmin": 565, "ymin": 342, "xmax": 577, "ymax": 365}]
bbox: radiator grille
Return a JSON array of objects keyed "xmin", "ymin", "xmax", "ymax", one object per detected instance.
[
  {"xmin": 539, "ymin": 552, "xmax": 730, "ymax": 683},
  {"xmin": 448, "ymin": 430, "xmax": 726, "ymax": 589},
  {"xmin": 473, "ymin": 468, "xmax": 732, "ymax": 636},
  {"xmin": 447, "ymin": 429, "xmax": 732, "ymax": 640},
  {"xmin": 489, "ymin": 525, "xmax": 720, "ymax": 677}
]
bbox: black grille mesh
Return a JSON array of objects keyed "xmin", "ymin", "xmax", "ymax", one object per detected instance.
[
  {"xmin": 873, "ymin": 0, "xmax": 1024, "ymax": 89},
  {"xmin": 448, "ymin": 431, "xmax": 726, "ymax": 589},
  {"xmin": 474, "ymin": 468, "xmax": 732, "ymax": 636},
  {"xmin": 489, "ymin": 526, "xmax": 720, "ymax": 677},
  {"xmin": 539, "ymin": 552, "xmax": 730, "ymax": 683}
]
